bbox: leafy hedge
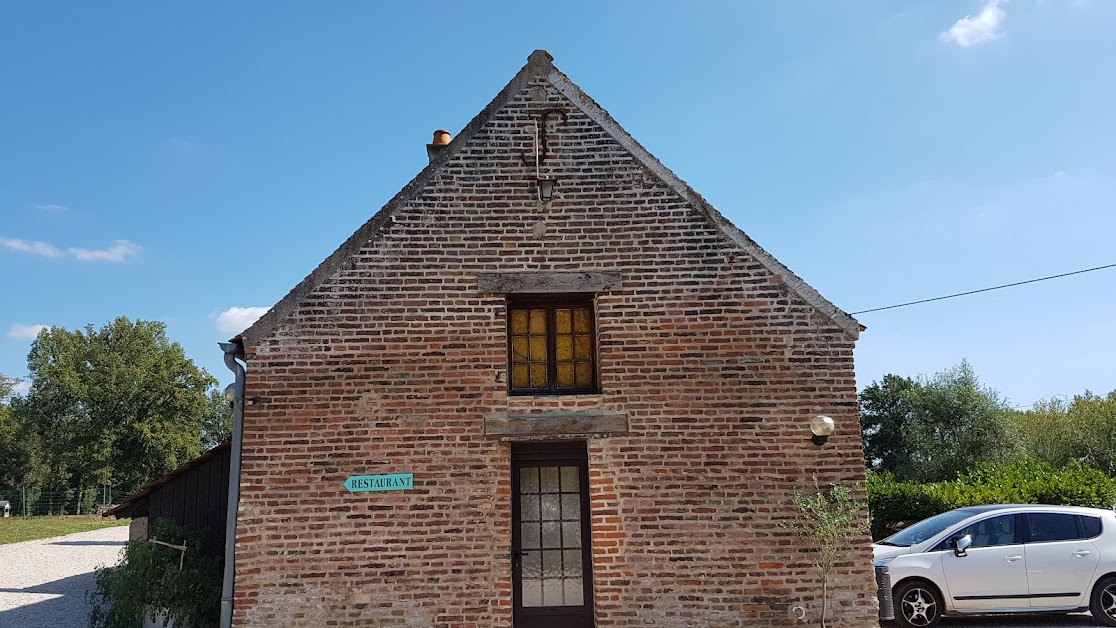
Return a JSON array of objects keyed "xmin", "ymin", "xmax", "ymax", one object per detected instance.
[
  {"xmin": 88, "ymin": 519, "xmax": 222, "ymax": 628},
  {"xmin": 868, "ymin": 460, "xmax": 1116, "ymax": 540}
]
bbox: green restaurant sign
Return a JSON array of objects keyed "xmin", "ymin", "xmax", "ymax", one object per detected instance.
[{"xmin": 344, "ymin": 473, "xmax": 413, "ymax": 493}]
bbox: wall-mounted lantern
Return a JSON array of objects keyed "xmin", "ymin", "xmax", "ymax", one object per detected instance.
[
  {"xmin": 810, "ymin": 415, "xmax": 835, "ymax": 446},
  {"xmin": 523, "ymin": 108, "xmax": 567, "ymax": 205},
  {"xmin": 537, "ymin": 177, "xmax": 557, "ymax": 204}
]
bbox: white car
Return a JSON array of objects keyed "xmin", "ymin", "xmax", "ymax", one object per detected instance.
[{"xmin": 874, "ymin": 504, "xmax": 1116, "ymax": 627}]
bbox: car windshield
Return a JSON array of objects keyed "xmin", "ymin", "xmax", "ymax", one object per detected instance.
[{"xmin": 879, "ymin": 509, "xmax": 978, "ymax": 547}]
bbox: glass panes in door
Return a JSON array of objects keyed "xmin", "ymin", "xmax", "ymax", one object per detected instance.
[
  {"xmin": 512, "ymin": 443, "xmax": 593, "ymax": 627},
  {"xmin": 518, "ymin": 465, "xmax": 584, "ymax": 607}
]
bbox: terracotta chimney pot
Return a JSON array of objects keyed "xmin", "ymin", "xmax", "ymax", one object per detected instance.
[{"xmin": 432, "ymin": 130, "xmax": 452, "ymax": 145}]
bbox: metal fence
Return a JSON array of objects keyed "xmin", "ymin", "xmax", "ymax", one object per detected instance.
[{"xmin": 0, "ymin": 486, "xmax": 115, "ymax": 517}]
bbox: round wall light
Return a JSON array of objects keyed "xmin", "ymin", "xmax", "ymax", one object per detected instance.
[{"xmin": 810, "ymin": 415, "xmax": 835, "ymax": 446}]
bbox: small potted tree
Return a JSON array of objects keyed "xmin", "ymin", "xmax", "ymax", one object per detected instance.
[{"xmin": 783, "ymin": 480, "xmax": 869, "ymax": 627}]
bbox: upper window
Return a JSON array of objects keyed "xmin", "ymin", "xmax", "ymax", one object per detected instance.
[
  {"xmin": 957, "ymin": 514, "xmax": 1018, "ymax": 548},
  {"xmin": 1081, "ymin": 515, "xmax": 1103, "ymax": 539},
  {"xmin": 1025, "ymin": 512, "xmax": 1085, "ymax": 543},
  {"xmin": 508, "ymin": 297, "xmax": 597, "ymax": 395}
]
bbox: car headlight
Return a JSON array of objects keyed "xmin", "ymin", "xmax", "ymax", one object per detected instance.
[{"xmin": 874, "ymin": 557, "xmax": 895, "ymax": 567}]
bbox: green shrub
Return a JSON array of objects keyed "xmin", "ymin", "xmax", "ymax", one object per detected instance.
[
  {"xmin": 953, "ymin": 459, "xmax": 1116, "ymax": 508},
  {"xmin": 868, "ymin": 461, "xmax": 1116, "ymax": 540},
  {"xmin": 866, "ymin": 471, "xmax": 951, "ymax": 540},
  {"xmin": 88, "ymin": 520, "xmax": 222, "ymax": 628}
]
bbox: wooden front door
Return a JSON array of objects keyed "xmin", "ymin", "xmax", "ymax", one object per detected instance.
[{"xmin": 511, "ymin": 443, "xmax": 594, "ymax": 628}]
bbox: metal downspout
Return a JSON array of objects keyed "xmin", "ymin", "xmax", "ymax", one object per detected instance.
[{"xmin": 219, "ymin": 342, "xmax": 246, "ymax": 628}]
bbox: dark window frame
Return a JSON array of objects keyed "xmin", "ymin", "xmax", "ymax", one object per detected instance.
[
  {"xmin": 507, "ymin": 294, "xmax": 599, "ymax": 396},
  {"xmin": 510, "ymin": 442, "xmax": 594, "ymax": 626}
]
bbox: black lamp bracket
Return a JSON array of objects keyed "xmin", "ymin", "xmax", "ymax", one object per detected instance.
[{"xmin": 521, "ymin": 108, "xmax": 569, "ymax": 167}]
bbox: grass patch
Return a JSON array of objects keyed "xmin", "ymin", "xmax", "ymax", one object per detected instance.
[{"xmin": 0, "ymin": 515, "xmax": 129, "ymax": 545}]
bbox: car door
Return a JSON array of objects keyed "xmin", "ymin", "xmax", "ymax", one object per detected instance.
[
  {"xmin": 941, "ymin": 514, "xmax": 1029, "ymax": 610},
  {"xmin": 1024, "ymin": 512, "xmax": 1101, "ymax": 608}
]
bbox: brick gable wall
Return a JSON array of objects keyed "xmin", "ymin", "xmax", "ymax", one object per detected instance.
[{"xmin": 234, "ymin": 75, "xmax": 878, "ymax": 627}]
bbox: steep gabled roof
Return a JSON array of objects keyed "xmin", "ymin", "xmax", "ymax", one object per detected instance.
[{"xmin": 238, "ymin": 50, "xmax": 861, "ymax": 348}]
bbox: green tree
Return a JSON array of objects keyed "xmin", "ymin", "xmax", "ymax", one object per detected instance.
[
  {"xmin": 783, "ymin": 480, "xmax": 870, "ymax": 628},
  {"xmin": 0, "ymin": 375, "xmax": 32, "ymax": 489},
  {"xmin": 200, "ymin": 388, "xmax": 232, "ymax": 451},
  {"xmin": 858, "ymin": 374, "xmax": 919, "ymax": 473},
  {"xmin": 860, "ymin": 360, "xmax": 1014, "ymax": 483},
  {"xmin": 0, "ymin": 374, "xmax": 18, "ymax": 399},
  {"xmin": 1014, "ymin": 391, "xmax": 1116, "ymax": 475},
  {"xmin": 15, "ymin": 317, "xmax": 216, "ymax": 496}
]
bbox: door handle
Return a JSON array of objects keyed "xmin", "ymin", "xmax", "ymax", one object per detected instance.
[
  {"xmin": 1074, "ymin": 550, "xmax": 1092, "ymax": 557},
  {"xmin": 1004, "ymin": 555, "xmax": 1022, "ymax": 562}
]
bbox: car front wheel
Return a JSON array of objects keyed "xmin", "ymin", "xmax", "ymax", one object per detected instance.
[
  {"xmin": 894, "ymin": 580, "xmax": 942, "ymax": 628},
  {"xmin": 1091, "ymin": 575, "xmax": 1116, "ymax": 627}
]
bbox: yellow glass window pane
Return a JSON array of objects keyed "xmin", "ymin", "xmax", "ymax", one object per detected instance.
[
  {"xmin": 530, "ymin": 337, "xmax": 547, "ymax": 361},
  {"xmin": 575, "ymin": 363, "xmax": 592, "ymax": 387},
  {"xmin": 556, "ymin": 336, "xmax": 572, "ymax": 361},
  {"xmin": 512, "ymin": 337, "xmax": 529, "ymax": 362},
  {"xmin": 511, "ymin": 309, "xmax": 529, "ymax": 335},
  {"xmin": 513, "ymin": 365, "xmax": 530, "ymax": 389},
  {"xmin": 556, "ymin": 309, "xmax": 571, "ymax": 333},
  {"xmin": 530, "ymin": 309, "xmax": 547, "ymax": 334},
  {"xmin": 573, "ymin": 308, "xmax": 590, "ymax": 333},
  {"xmin": 574, "ymin": 336, "xmax": 591, "ymax": 360},
  {"xmin": 530, "ymin": 365, "xmax": 548, "ymax": 388},
  {"xmin": 509, "ymin": 301, "xmax": 597, "ymax": 393},
  {"xmin": 557, "ymin": 363, "xmax": 574, "ymax": 387}
]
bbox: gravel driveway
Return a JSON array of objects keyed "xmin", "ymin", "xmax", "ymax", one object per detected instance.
[{"xmin": 0, "ymin": 525, "xmax": 128, "ymax": 628}]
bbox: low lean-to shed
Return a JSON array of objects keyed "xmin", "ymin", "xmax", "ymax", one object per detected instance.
[{"xmin": 104, "ymin": 442, "xmax": 230, "ymax": 559}]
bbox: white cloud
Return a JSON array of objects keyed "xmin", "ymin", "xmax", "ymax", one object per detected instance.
[
  {"xmin": 34, "ymin": 204, "xmax": 68, "ymax": 212},
  {"xmin": 8, "ymin": 323, "xmax": 48, "ymax": 340},
  {"xmin": 942, "ymin": 0, "xmax": 1007, "ymax": 48},
  {"xmin": 216, "ymin": 306, "xmax": 269, "ymax": 334},
  {"xmin": 1, "ymin": 238, "xmax": 63, "ymax": 258},
  {"xmin": 2, "ymin": 237, "xmax": 142, "ymax": 262},
  {"xmin": 67, "ymin": 240, "xmax": 142, "ymax": 262},
  {"xmin": 5, "ymin": 380, "xmax": 31, "ymax": 399}
]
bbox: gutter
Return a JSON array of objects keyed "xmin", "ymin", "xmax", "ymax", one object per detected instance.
[{"xmin": 219, "ymin": 341, "xmax": 246, "ymax": 628}]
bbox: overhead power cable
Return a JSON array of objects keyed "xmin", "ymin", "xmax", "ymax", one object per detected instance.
[{"xmin": 851, "ymin": 263, "xmax": 1116, "ymax": 315}]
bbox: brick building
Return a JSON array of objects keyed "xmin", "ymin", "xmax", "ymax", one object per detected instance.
[{"xmin": 229, "ymin": 50, "xmax": 878, "ymax": 627}]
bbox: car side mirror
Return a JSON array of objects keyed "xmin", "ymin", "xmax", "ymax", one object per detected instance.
[{"xmin": 954, "ymin": 534, "xmax": 972, "ymax": 557}]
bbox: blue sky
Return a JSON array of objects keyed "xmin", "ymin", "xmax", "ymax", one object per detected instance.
[{"xmin": 2, "ymin": 1, "xmax": 1113, "ymax": 407}]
